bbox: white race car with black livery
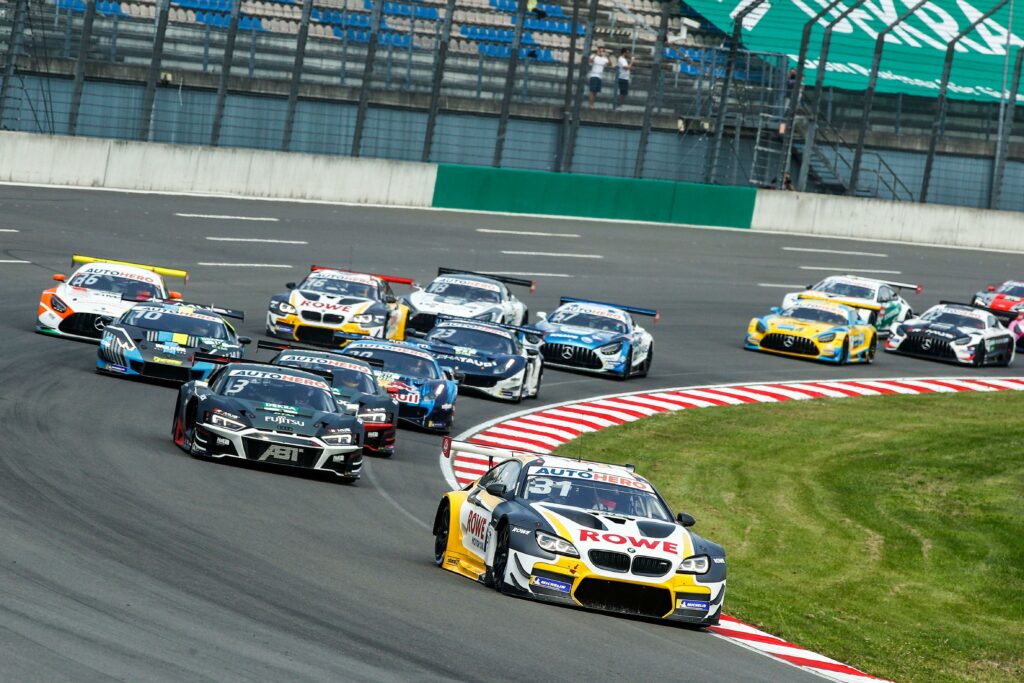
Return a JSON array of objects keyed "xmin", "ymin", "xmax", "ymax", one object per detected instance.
[
  {"xmin": 782, "ymin": 274, "xmax": 920, "ymax": 337},
  {"xmin": 413, "ymin": 317, "xmax": 543, "ymax": 402},
  {"xmin": 434, "ymin": 441, "xmax": 726, "ymax": 626},
  {"xmin": 404, "ymin": 268, "xmax": 533, "ymax": 335},
  {"xmin": 885, "ymin": 302, "xmax": 1015, "ymax": 366},
  {"xmin": 534, "ymin": 298, "xmax": 657, "ymax": 379}
]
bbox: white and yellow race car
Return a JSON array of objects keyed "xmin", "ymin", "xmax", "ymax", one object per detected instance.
[
  {"xmin": 433, "ymin": 440, "xmax": 726, "ymax": 626},
  {"xmin": 266, "ymin": 266, "xmax": 414, "ymax": 347}
]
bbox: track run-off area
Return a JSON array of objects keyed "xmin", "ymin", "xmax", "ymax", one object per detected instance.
[{"xmin": 1, "ymin": 184, "xmax": 1020, "ymax": 682}]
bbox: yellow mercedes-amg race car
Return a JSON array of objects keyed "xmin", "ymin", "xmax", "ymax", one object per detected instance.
[
  {"xmin": 745, "ymin": 299, "xmax": 877, "ymax": 364},
  {"xmin": 433, "ymin": 440, "xmax": 726, "ymax": 626}
]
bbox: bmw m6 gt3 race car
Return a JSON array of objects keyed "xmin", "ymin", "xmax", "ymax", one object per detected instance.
[
  {"xmin": 342, "ymin": 339, "xmax": 459, "ymax": 433},
  {"xmin": 97, "ymin": 301, "xmax": 249, "ymax": 382},
  {"xmin": 266, "ymin": 266, "xmax": 414, "ymax": 347},
  {"xmin": 885, "ymin": 303, "xmax": 1014, "ymax": 366},
  {"xmin": 971, "ymin": 280, "xmax": 1024, "ymax": 320},
  {"xmin": 413, "ymin": 317, "xmax": 543, "ymax": 402},
  {"xmin": 434, "ymin": 440, "xmax": 726, "ymax": 626},
  {"xmin": 745, "ymin": 300, "xmax": 876, "ymax": 364},
  {"xmin": 534, "ymin": 298, "xmax": 656, "ymax": 379},
  {"xmin": 172, "ymin": 360, "xmax": 364, "ymax": 480},
  {"xmin": 258, "ymin": 340, "xmax": 399, "ymax": 456},
  {"xmin": 37, "ymin": 254, "xmax": 188, "ymax": 342},
  {"xmin": 782, "ymin": 274, "xmax": 920, "ymax": 337},
  {"xmin": 404, "ymin": 268, "xmax": 533, "ymax": 334}
]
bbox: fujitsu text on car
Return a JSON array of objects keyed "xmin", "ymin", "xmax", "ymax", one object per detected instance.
[
  {"xmin": 885, "ymin": 302, "xmax": 1014, "ymax": 366},
  {"xmin": 412, "ymin": 316, "xmax": 543, "ymax": 402},
  {"xmin": 266, "ymin": 266, "xmax": 415, "ymax": 347},
  {"xmin": 782, "ymin": 274, "xmax": 920, "ymax": 336},
  {"xmin": 404, "ymin": 268, "xmax": 534, "ymax": 335},
  {"xmin": 535, "ymin": 297, "xmax": 657, "ymax": 379},
  {"xmin": 259, "ymin": 339, "xmax": 399, "ymax": 457},
  {"xmin": 434, "ymin": 440, "xmax": 726, "ymax": 626},
  {"xmin": 173, "ymin": 359, "xmax": 364, "ymax": 481},
  {"xmin": 37, "ymin": 254, "xmax": 187, "ymax": 342}
]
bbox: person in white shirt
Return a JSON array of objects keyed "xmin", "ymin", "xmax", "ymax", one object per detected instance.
[
  {"xmin": 588, "ymin": 46, "xmax": 610, "ymax": 109},
  {"xmin": 616, "ymin": 48, "xmax": 633, "ymax": 108}
]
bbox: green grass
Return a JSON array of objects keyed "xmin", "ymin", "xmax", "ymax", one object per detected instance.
[{"xmin": 555, "ymin": 391, "xmax": 1024, "ymax": 683}]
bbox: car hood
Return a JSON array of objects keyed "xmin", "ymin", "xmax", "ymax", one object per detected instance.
[
  {"xmin": 899, "ymin": 321, "xmax": 978, "ymax": 339},
  {"xmin": 763, "ymin": 316, "xmax": 838, "ymax": 336},
  {"xmin": 408, "ymin": 290, "xmax": 500, "ymax": 317},
  {"xmin": 539, "ymin": 323, "xmax": 623, "ymax": 349},
  {"xmin": 985, "ymin": 294, "xmax": 1024, "ymax": 312},
  {"xmin": 55, "ymin": 284, "xmax": 136, "ymax": 317},
  {"xmin": 415, "ymin": 342, "xmax": 517, "ymax": 376},
  {"xmin": 290, "ymin": 290, "xmax": 374, "ymax": 319},
  {"xmin": 227, "ymin": 400, "xmax": 343, "ymax": 437}
]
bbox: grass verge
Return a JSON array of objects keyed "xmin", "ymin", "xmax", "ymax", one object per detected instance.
[{"xmin": 556, "ymin": 391, "xmax": 1023, "ymax": 683}]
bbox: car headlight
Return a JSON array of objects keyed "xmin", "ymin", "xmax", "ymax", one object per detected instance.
[
  {"xmin": 358, "ymin": 409, "xmax": 388, "ymax": 423},
  {"xmin": 207, "ymin": 408, "xmax": 245, "ymax": 431},
  {"xmin": 50, "ymin": 294, "xmax": 68, "ymax": 313},
  {"xmin": 755, "ymin": 320, "xmax": 767, "ymax": 334},
  {"xmin": 473, "ymin": 310, "xmax": 499, "ymax": 321},
  {"xmin": 599, "ymin": 341, "xmax": 623, "ymax": 355},
  {"xmin": 894, "ymin": 324, "xmax": 908, "ymax": 337},
  {"xmin": 817, "ymin": 332, "xmax": 836, "ymax": 343},
  {"xmin": 677, "ymin": 554, "xmax": 710, "ymax": 574},
  {"xmin": 535, "ymin": 530, "xmax": 579, "ymax": 557},
  {"xmin": 271, "ymin": 300, "xmax": 296, "ymax": 315},
  {"xmin": 954, "ymin": 336, "xmax": 972, "ymax": 345},
  {"xmin": 434, "ymin": 383, "xmax": 447, "ymax": 397},
  {"xmin": 321, "ymin": 428, "xmax": 354, "ymax": 445},
  {"xmin": 974, "ymin": 297, "xmax": 985, "ymax": 306}
]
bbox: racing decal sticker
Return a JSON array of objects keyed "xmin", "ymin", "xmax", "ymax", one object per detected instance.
[
  {"xmin": 279, "ymin": 354, "xmax": 374, "ymax": 374},
  {"xmin": 529, "ymin": 576, "xmax": 571, "ymax": 593},
  {"xmin": 528, "ymin": 466, "xmax": 651, "ymax": 491},
  {"xmin": 227, "ymin": 369, "xmax": 331, "ymax": 389},
  {"xmin": 433, "ymin": 276, "xmax": 501, "ymax": 292},
  {"xmin": 677, "ymin": 599, "xmax": 710, "ymax": 610}
]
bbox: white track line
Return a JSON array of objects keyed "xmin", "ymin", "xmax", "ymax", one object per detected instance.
[
  {"xmin": 757, "ymin": 283, "xmax": 805, "ymax": 288},
  {"xmin": 799, "ymin": 266, "xmax": 902, "ymax": 274},
  {"xmin": 0, "ymin": 228, "xmax": 20, "ymax": 233},
  {"xmin": 783, "ymin": 247, "xmax": 887, "ymax": 257},
  {"xmin": 486, "ymin": 271, "xmax": 573, "ymax": 278},
  {"xmin": 205, "ymin": 237, "xmax": 308, "ymax": 244},
  {"xmin": 501, "ymin": 250, "xmax": 602, "ymax": 259},
  {"xmin": 197, "ymin": 262, "xmax": 292, "ymax": 268},
  {"xmin": 0, "ymin": 259, "xmax": 30, "ymax": 263},
  {"xmin": 476, "ymin": 228, "xmax": 580, "ymax": 238},
  {"xmin": 175, "ymin": 213, "xmax": 279, "ymax": 221}
]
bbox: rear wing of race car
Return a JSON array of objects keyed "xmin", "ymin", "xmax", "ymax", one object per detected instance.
[
  {"xmin": 309, "ymin": 265, "xmax": 416, "ymax": 287},
  {"xmin": 879, "ymin": 279, "xmax": 923, "ymax": 294},
  {"xmin": 72, "ymin": 254, "xmax": 189, "ymax": 284},
  {"xmin": 437, "ymin": 268, "xmax": 536, "ymax": 294},
  {"xmin": 441, "ymin": 437, "xmax": 636, "ymax": 477},
  {"xmin": 119, "ymin": 295, "xmax": 245, "ymax": 321},
  {"xmin": 434, "ymin": 314, "xmax": 545, "ymax": 338},
  {"xmin": 191, "ymin": 353, "xmax": 336, "ymax": 381},
  {"xmin": 796, "ymin": 292, "xmax": 881, "ymax": 312},
  {"xmin": 256, "ymin": 339, "xmax": 386, "ymax": 368},
  {"xmin": 559, "ymin": 297, "xmax": 660, "ymax": 322}
]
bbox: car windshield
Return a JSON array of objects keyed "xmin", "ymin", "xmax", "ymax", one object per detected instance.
[
  {"xmin": 426, "ymin": 326, "xmax": 515, "ymax": 354},
  {"xmin": 997, "ymin": 283, "xmax": 1024, "ymax": 297},
  {"xmin": 345, "ymin": 348, "xmax": 439, "ymax": 379},
  {"xmin": 69, "ymin": 271, "xmax": 164, "ymax": 298},
  {"xmin": 300, "ymin": 276, "xmax": 378, "ymax": 300},
  {"xmin": 522, "ymin": 476, "xmax": 672, "ymax": 522},
  {"xmin": 330, "ymin": 367, "xmax": 381, "ymax": 394},
  {"xmin": 920, "ymin": 309, "xmax": 986, "ymax": 330},
  {"xmin": 218, "ymin": 371, "xmax": 337, "ymax": 412},
  {"xmin": 426, "ymin": 280, "xmax": 501, "ymax": 303},
  {"xmin": 122, "ymin": 309, "xmax": 230, "ymax": 340},
  {"xmin": 815, "ymin": 280, "xmax": 876, "ymax": 299},
  {"xmin": 549, "ymin": 310, "xmax": 628, "ymax": 334},
  {"xmin": 781, "ymin": 306, "xmax": 848, "ymax": 326}
]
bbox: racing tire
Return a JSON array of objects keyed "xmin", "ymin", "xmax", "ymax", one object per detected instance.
[
  {"xmin": 529, "ymin": 365, "xmax": 543, "ymax": 399},
  {"xmin": 839, "ymin": 339, "xmax": 850, "ymax": 366},
  {"xmin": 866, "ymin": 335, "xmax": 877, "ymax": 364},
  {"xmin": 1002, "ymin": 343, "xmax": 1014, "ymax": 367},
  {"xmin": 520, "ymin": 307, "xmax": 530, "ymax": 327},
  {"xmin": 615, "ymin": 349, "xmax": 633, "ymax": 381},
  {"xmin": 638, "ymin": 344, "xmax": 653, "ymax": 378},
  {"xmin": 492, "ymin": 522, "xmax": 511, "ymax": 595},
  {"xmin": 974, "ymin": 344, "xmax": 987, "ymax": 367},
  {"xmin": 433, "ymin": 501, "xmax": 451, "ymax": 568}
]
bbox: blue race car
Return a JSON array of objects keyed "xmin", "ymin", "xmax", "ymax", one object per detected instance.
[
  {"xmin": 534, "ymin": 297, "xmax": 657, "ymax": 380},
  {"xmin": 97, "ymin": 300, "xmax": 249, "ymax": 383},
  {"xmin": 342, "ymin": 339, "xmax": 459, "ymax": 433}
]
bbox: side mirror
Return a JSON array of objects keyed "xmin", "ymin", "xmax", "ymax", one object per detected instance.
[
  {"xmin": 526, "ymin": 347, "xmax": 539, "ymax": 356},
  {"xmin": 53, "ymin": 273, "xmax": 66, "ymax": 282},
  {"xmin": 386, "ymin": 385, "xmax": 402, "ymax": 394},
  {"xmin": 406, "ymin": 329, "xmax": 426, "ymax": 338},
  {"xmin": 770, "ymin": 306, "xmax": 782, "ymax": 314},
  {"xmin": 988, "ymin": 285, "xmax": 996, "ymax": 292},
  {"xmin": 168, "ymin": 290, "xmax": 182, "ymax": 300},
  {"xmin": 676, "ymin": 512, "xmax": 696, "ymax": 527},
  {"xmin": 238, "ymin": 336, "xmax": 252, "ymax": 345},
  {"xmin": 485, "ymin": 483, "xmax": 508, "ymax": 498},
  {"xmin": 805, "ymin": 284, "xmax": 812, "ymax": 289},
  {"xmin": 536, "ymin": 311, "xmax": 547, "ymax": 321},
  {"xmin": 285, "ymin": 282, "xmax": 296, "ymax": 290}
]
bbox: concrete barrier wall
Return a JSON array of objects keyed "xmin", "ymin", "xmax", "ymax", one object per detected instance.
[
  {"xmin": 0, "ymin": 132, "xmax": 438, "ymax": 207},
  {"xmin": 752, "ymin": 190, "xmax": 1024, "ymax": 251}
]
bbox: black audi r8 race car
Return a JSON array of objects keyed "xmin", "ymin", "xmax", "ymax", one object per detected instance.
[
  {"xmin": 258, "ymin": 339, "xmax": 399, "ymax": 457},
  {"xmin": 172, "ymin": 360, "xmax": 365, "ymax": 481}
]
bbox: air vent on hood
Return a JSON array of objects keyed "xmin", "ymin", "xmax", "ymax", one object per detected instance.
[
  {"xmin": 636, "ymin": 521, "xmax": 676, "ymax": 538},
  {"xmin": 546, "ymin": 507, "xmax": 607, "ymax": 530}
]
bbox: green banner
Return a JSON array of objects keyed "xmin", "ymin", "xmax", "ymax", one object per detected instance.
[{"xmin": 684, "ymin": 0, "xmax": 1023, "ymax": 103}]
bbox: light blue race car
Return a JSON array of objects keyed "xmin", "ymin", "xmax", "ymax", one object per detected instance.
[{"xmin": 534, "ymin": 297, "xmax": 658, "ymax": 380}]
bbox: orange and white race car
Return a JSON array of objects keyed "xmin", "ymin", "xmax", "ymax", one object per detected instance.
[{"xmin": 36, "ymin": 255, "xmax": 188, "ymax": 342}]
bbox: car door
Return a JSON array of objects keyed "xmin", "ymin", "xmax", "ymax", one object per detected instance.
[
  {"xmin": 461, "ymin": 460, "xmax": 521, "ymax": 561},
  {"xmin": 876, "ymin": 286, "xmax": 900, "ymax": 328}
]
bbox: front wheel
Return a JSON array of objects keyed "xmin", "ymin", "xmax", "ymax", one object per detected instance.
[
  {"xmin": 838, "ymin": 339, "xmax": 850, "ymax": 365},
  {"xmin": 615, "ymin": 348, "xmax": 633, "ymax": 381},
  {"xmin": 519, "ymin": 306, "xmax": 529, "ymax": 326},
  {"xmin": 866, "ymin": 335, "xmax": 877, "ymax": 364},
  {"xmin": 638, "ymin": 344, "xmax": 653, "ymax": 377},
  {"xmin": 492, "ymin": 523, "xmax": 511, "ymax": 594},
  {"xmin": 433, "ymin": 501, "xmax": 451, "ymax": 568},
  {"xmin": 974, "ymin": 344, "xmax": 987, "ymax": 367}
]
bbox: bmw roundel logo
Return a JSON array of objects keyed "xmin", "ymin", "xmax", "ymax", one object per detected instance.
[
  {"xmin": 561, "ymin": 347, "xmax": 574, "ymax": 360},
  {"xmin": 627, "ymin": 547, "xmax": 636, "ymax": 554}
]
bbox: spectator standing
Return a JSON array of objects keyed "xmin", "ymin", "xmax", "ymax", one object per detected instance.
[
  {"xmin": 588, "ymin": 46, "xmax": 610, "ymax": 110},
  {"xmin": 615, "ymin": 48, "xmax": 633, "ymax": 109}
]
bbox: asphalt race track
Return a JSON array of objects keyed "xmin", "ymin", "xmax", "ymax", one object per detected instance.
[{"xmin": 1, "ymin": 185, "xmax": 1020, "ymax": 682}]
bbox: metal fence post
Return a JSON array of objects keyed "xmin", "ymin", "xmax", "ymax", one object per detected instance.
[
  {"xmin": 563, "ymin": 0, "xmax": 600, "ymax": 174},
  {"xmin": 210, "ymin": 0, "xmax": 243, "ymax": 146},
  {"xmin": 351, "ymin": 0, "xmax": 384, "ymax": 157},
  {"xmin": 421, "ymin": 0, "xmax": 457, "ymax": 162},
  {"xmin": 0, "ymin": 0, "xmax": 28, "ymax": 125},
  {"xmin": 779, "ymin": 0, "xmax": 845, "ymax": 188},
  {"xmin": 989, "ymin": 46, "xmax": 1023, "ymax": 209},
  {"xmin": 849, "ymin": 0, "xmax": 926, "ymax": 195},
  {"xmin": 920, "ymin": 0, "xmax": 1008, "ymax": 203},
  {"xmin": 492, "ymin": 0, "xmax": 529, "ymax": 167},
  {"xmin": 138, "ymin": 0, "xmax": 171, "ymax": 141},
  {"xmin": 281, "ymin": 0, "xmax": 314, "ymax": 151},
  {"xmin": 554, "ymin": 0, "xmax": 582, "ymax": 172},
  {"xmin": 67, "ymin": 0, "xmax": 97, "ymax": 135},
  {"xmin": 633, "ymin": 0, "xmax": 670, "ymax": 179},
  {"xmin": 705, "ymin": 0, "xmax": 767, "ymax": 184}
]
